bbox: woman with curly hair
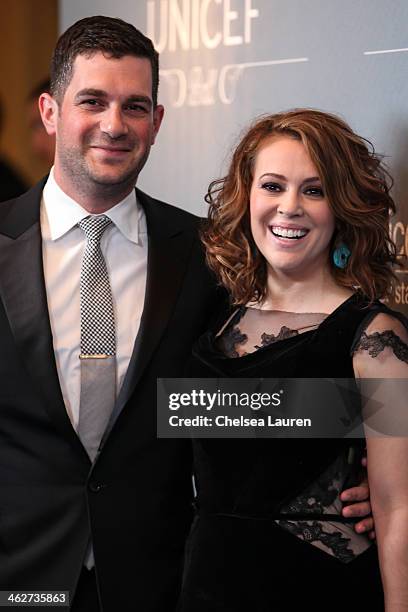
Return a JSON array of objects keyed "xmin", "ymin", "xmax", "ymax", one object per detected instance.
[{"xmin": 179, "ymin": 109, "xmax": 408, "ymax": 611}]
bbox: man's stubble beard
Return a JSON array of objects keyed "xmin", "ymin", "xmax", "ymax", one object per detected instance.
[{"xmin": 56, "ymin": 139, "xmax": 150, "ymax": 200}]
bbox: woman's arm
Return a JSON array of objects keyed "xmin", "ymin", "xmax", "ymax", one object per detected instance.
[
  {"xmin": 367, "ymin": 436, "xmax": 408, "ymax": 611},
  {"xmin": 354, "ymin": 313, "xmax": 408, "ymax": 611}
]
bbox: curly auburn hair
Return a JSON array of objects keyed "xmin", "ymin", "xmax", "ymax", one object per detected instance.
[{"xmin": 201, "ymin": 109, "xmax": 398, "ymax": 305}]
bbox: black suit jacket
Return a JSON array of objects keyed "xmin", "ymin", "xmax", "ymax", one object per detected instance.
[{"xmin": 0, "ymin": 179, "xmax": 220, "ymax": 610}]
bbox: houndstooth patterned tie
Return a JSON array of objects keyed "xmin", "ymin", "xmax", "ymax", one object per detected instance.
[
  {"xmin": 78, "ymin": 215, "xmax": 115, "ymax": 357},
  {"xmin": 78, "ymin": 215, "xmax": 116, "ymax": 462}
]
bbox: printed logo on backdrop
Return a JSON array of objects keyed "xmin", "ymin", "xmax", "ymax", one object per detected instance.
[
  {"xmin": 146, "ymin": 0, "xmax": 308, "ymax": 107},
  {"xmin": 144, "ymin": 0, "xmax": 408, "ymax": 317},
  {"xmin": 389, "ymin": 219, "xmax": 408, "ymax": 308}
]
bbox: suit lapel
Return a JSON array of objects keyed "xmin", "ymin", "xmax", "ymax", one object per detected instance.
[
  {"xmin": 103, "ymin": 190, "xmax": 196, "ymax": 439},
  {"xmin": 0, "ymin": 182, "xmax": 89, "ymax": 459},
  {"xmin": 0, "ymin": 184, "xmax": 196, "ymax": 455}
]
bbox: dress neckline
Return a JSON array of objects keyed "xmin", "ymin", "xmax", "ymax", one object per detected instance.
[
  {"xmin": 245, "ymin": 293, "xmax": 356, "ymax": 318},
  {"xmin": 211, "ymin": 293, "xmax": 360, "ymax": 362}
]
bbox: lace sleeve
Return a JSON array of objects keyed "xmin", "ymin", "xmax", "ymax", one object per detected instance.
[
  {"xmin": 353, "ymin": 329, "xmax": 408, "ymax": 363},
  {"xmin": 352, "ymin": 312, "xmax": 408, "ymax": 374},
  {"xmin": 352, "ymin": 312, "xmax": 408, "ymax": 437}
]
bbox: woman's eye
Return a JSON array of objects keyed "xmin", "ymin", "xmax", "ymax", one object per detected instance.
[
  {"xmin": 262, "ymin": 182, "xmax": 282, "ymax": 193},
  {"xmin": 304, "ymin": 186, "xmax": 324, "ymax": 197}
]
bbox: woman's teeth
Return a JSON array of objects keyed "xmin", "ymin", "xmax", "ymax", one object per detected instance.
[{"xmin": 271, "ymin": 226, "xmax": 308, "ymax": 239}]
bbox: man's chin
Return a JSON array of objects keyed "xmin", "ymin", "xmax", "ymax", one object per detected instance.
[{"xmin": 87, "ymin": 168, "xmax": 138, "ymax": 188}]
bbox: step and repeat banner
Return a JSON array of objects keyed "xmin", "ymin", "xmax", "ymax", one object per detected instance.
[{"xmin": 60, "ymin": 0, "xmax": 408, "ymax": 313}]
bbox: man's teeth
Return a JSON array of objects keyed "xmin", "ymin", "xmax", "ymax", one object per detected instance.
[{"xmin": 271, "ymin": 227, "xmax": 308, "ymax": 239}]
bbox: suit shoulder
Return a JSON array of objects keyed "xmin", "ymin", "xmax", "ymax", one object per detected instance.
[
  {"xmin": 0, "ymin": 197, "xmax": 15, "ymax": 222},
  {"xmin": 0, "ymin": 190, "xmax": 28, "ymax": 225},
  {"xmin": 136, "ymin": 188, "xmax": 203, "ymax": 231},
  {"xmin": 0, "ymin": 179, "xmax": 45, "ymax": 233}
]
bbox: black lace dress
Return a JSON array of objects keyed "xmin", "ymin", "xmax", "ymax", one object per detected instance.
[{"xmin": 178, "ymin": 294, "xmax": 408, "ymax": 612}]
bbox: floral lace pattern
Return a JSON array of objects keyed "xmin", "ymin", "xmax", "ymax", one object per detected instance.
[
  {"xmin": 217, "ymin": 327, "xmax": 249, "ymax": 358},
  {"xmin": 217, "ymin": 308, "xmax": 326, "ymax": 358},
  {"xmin": 353, "ymin": 330, "xmax": 408, "ymax": 363},
  {"xmin": 278, "ymin": 520, "xmax": 356, "ymax": 563},
  {"xmin": 256, "ymin": 326, "xmax": 299, "ymax": 349},
  {"xmin": 276, "ymin": 451, "xmax": 371, "ymax": 563},
  {"xmin": 216, "ymin": 309, "xmax": 248, "ymax": 358}
]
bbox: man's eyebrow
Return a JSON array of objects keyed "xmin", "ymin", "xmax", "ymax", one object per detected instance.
[
  {"xmin": 75, "ymin": 89, "xmax": 107, "ymax": 99},
  {"xmin": 74, "ymin": 90, "xmax": 153, "ymax": 107},
  {"xmin": 125, "ymin": 95, "xmax": 153, "ymax": 107}
]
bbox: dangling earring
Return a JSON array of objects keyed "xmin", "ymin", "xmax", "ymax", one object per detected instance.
[{"xmin": 332, "ymin": 243, "xmax": 351, "ymax": 269}]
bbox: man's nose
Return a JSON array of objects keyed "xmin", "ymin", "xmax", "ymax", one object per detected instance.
[
  {"xmin": 100, "ymin": 106, "xmax": 128, "ymax": 138},
  {"xmin": 277, "ymin": 190, "xmax": 303, "ymax": 216}
]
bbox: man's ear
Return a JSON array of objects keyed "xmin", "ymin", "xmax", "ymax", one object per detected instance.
[
  {"xmin": 39, "ymin": 93, "xmax": 59, "ymax": 136},
  {"xmin": 151, "ymin": 104, "xmax": 164, "ymax": 145}
]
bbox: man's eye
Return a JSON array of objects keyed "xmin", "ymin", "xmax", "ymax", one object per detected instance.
[
  {"xmin": 304, "ymin": 186, "xmax": 324, "ymax": 197},
  {"xmin": 82, "ymin": 99, "xmax": 101, "ymax": 107},
  {"xmin": 126, "ymin": 104, "xmax": 149, "ymax": 113},
  {"xmin": 262, "ymin": 182, "xmax": 282, "ymax": 193}
]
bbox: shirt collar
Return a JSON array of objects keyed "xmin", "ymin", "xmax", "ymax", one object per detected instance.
[{"xmin": 42, "ymin": 167, "xmax": 143, "ymax": 243}]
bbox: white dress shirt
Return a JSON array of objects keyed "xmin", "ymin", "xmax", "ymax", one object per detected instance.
[{"xmin": 41, "ymin": 169, "xmax": 148, "ymax": 429}]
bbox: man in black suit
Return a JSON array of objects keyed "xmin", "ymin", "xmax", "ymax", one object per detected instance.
[
  {"xmin": 0, "ymin": 15, "xmax": 373, "ymax": 612},
  {"xmin": 0, "ymin": 100, "xmax": 27, "ymax": 201},
  {"xmin": 0, "ymin": 16, "xmax": 219, "ymax": 611}
]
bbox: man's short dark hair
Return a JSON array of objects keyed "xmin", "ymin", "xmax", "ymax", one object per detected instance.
[{"xmin": 50, "ymin": 15, "xmax": 159, "ymax": 106}]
